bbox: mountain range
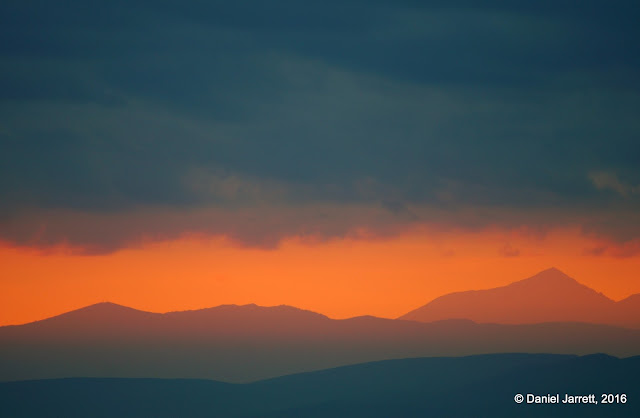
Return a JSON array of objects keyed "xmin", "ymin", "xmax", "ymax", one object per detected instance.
[
  {"xmin": 1, "ymin": 268, "xmax": 639, "ymax": 383},
  {"xmin": 2, "ymin": 270, "xmax": 640, "ymax": 383}
]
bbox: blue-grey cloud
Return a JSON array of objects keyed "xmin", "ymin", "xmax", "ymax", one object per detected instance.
[{"xmin": 1, "ymin": 0, "xmax": 640, "ymax": 250}]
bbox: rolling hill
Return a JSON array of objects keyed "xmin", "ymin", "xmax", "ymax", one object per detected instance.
[{"xmin": 1, "ymin": 353, "xmax": 638, "ymax": 417}]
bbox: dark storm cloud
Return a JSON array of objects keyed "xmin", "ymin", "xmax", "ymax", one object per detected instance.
[{"xmin": 1, "ymin": 0, "xmax": 640, "ymax": 249}]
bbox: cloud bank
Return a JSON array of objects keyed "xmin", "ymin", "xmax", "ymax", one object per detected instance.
[{"xmin": 1, "ymin": 0, "xmax": 639, "ymax": 252}]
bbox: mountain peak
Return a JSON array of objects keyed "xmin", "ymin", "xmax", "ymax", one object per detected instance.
[
  {"xmin": 529, "ymin": 267, "xmax": 572, "ymax": 280},
  {"xmin": 69, "ymin": 302, "xmax": 150, "ymax": 316},
  {"xmin": 398, "ymin": 268, "xmax": 618, "ymax": 325},
  {"xmin": 512, "ymin": 267, "xmax": 580, "ymax": 287},
  {"xmin": 540, "ymin": 266, "xmax": 564, "ymax": 275},
  {"xmin": 84, "ymin": 301, "xmax": 132, "ymax": 310},
  {"xmin": 24, "ymin": 302, "xmax": 140, "ymax": 322},
  {"xmin": 532, "ymin": 267, "xmax": 571, "ymax": 278}
]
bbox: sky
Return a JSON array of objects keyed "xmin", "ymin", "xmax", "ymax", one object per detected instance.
[{"xmin": 1, "ymin": 1, "xmax": 640, "ymax": 325}]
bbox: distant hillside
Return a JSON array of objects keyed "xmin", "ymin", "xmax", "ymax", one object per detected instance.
[
  {"xmin": 2, "ymin": 301, "xmax": 640, "ymax": 382},
  {"xmin": 399, "ymin": 268, "xmax": 640, "ymax": 328},
  {"xmin": 1, "ymin": 354, "xmax": 638, "ymax": 417}
]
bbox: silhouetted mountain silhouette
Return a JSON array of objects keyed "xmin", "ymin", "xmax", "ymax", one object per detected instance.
[
  {"xmin": 1, "ymin": 354, "xmax": 638, "ymax": 417},
  {"xmin": 399, "ymin": 268, "xmax": 640, "ymax": 328},
  {"xmin": 2, "ymin": 299, "xmax": 640, "ymax": 382},
  {"xmin": 13, "ymin": 302, "xmax": 329, "ymax": 338}
]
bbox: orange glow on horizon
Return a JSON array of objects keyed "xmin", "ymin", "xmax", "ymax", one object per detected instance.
[{"xmin": 1, "ymin": 226, "xmax": 639, "ymax": 326}]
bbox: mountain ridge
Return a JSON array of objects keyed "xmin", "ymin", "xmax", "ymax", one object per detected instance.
[
  {"xmin": 399, "ymin": 268, "xmax": 640, "ymax": 328},
  {"xmin": 1, "ymin": 302, "xmax": 329, "ymax": 330}
]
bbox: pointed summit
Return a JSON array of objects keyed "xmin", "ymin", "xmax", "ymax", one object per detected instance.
[
  {"xmin": 507, "ymin": 268, "xmax": 591, "ymax": 293},
  {"xmin": 536, "ymin": 266, "xmax": 568, "ymax": 276},
  {"xmin": 399, "ymin": 268, "xmax": 615, "ymax": 325},
  {"xmin": 517, "ymin": 267, "xmax": 577, "ymax": 284}
]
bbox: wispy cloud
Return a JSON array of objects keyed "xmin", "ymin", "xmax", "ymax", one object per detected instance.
[{"xmin": 589, "ymin": 171, "xmax": 640, "ymax": 197}]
